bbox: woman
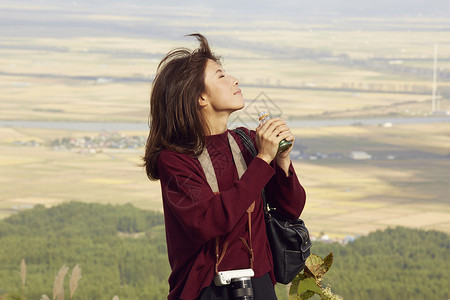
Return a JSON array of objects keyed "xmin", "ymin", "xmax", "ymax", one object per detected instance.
[{"xmin": 143, "ymin": 33, "xmax": 306, "ymax": 300}]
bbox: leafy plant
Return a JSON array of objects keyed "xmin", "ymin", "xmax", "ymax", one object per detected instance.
[{"xmin": 289, "ymin": 253, "xmax": 341, "ymax": 300}]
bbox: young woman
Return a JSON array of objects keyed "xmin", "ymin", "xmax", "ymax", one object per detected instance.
[{"xmin": 143, "ymin": 33, "xmax": 306, "ymax": 300}]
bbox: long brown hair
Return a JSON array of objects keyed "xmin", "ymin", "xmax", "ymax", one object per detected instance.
[{"xmin": 143, "ymin": 33, "xmax": 221, "ymax": 180}]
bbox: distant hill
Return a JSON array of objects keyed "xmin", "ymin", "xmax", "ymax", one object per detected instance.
[
  {"xmin": 312, "ymin": 227, "xmax": 450, "ymax": 300},
  {"xmin": 0, "ymin": 202, "xmax": 170, "ymax": 300},
  {"xmin": 0, "ymin": 202, "xmax": 449, "ymax": 299},
  {"xmin": 12, "ymin": 0, "xmax": 450, "ymax": 17}
]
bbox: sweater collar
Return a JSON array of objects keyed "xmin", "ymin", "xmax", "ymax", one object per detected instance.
[{"xmin": 205, "ymin": 129, "xmax": 230, "ymax": 151}]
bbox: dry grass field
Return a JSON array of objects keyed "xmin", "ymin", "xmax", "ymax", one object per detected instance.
[
  {"xmin": 1, "ymin": 5, "xmax": 449, "ymax": 239},
  {"xmin": 0, "ymin": 127, "xmax": 163, "ymax": 219},
  {"xmin": 1, "ymin": 26, "xmax": 449, "ymax": 122},
  {"xmin": 291, "ymin": 123, "xmax": 450, "ymax": 237},
  {"xmin": 0, "ymin": 122, "xmax": 448, "ymax": 238}
]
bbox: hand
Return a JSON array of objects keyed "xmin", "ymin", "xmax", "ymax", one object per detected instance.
[
  {"xmin": 275, "ymin": 125, "xmax": 295, "ymax": 174},
  {"xmin": 255, "ymin": 118, "xmax": 293, "ymax": 164}
]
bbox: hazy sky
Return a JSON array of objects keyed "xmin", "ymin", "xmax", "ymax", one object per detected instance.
[{"xmin": 2, "ymin": 0, "xmax": 449, "ymax": 40}]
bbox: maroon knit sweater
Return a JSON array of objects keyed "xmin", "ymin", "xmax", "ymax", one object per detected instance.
[{"xmin": 157, "ymin": 128, "xmax": 306, "ymax": 300}]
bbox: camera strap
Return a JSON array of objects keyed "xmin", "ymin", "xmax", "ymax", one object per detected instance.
[{"xmin": 197, "ymin": 132, "xmax": 255, "ymax": 274}]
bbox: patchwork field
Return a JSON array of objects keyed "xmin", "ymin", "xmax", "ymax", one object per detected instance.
[
  {"xmin": 1, "ymin": 4, "xmax": 449, "ymax": 239},
  {"xmin": 1, "ymin": 122, "xmax": 448, "ymax": 239},
  {"xmin": 1, "ymin": 27, "xmax": 449, "ymax": 122}
]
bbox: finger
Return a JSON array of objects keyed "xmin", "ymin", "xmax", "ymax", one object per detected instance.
[
  {"xmin": 259, "ymin": 117, "xmax": 279, "ymax": 131},
  {"xmin": 283, "ymin": 136, "xmax": 295, "ymax": 144},
  {"xmin": 284, "ymin": 134, "xmax": 295, "ymax": 142},
  {"xmin": 275, "ymin": 125, "xmax": 290, "ymax": 134},
  {"xmin": 276, "ymin": 130, "xmax": 291, "ymax": 142},
  {"xmin": 278, "ymin": 127, "xmax": 295, "ymax": 141},
  {"xmin": 256, "ymin": 122, "xmax": 263, "ymax": 133},
  {"xmin": 270, "ymin": 125, "xmax": 290, "ymax": 140},
  {"xmin": 264, "ymin": 119, "xmax": 286, "ymax": 136}
]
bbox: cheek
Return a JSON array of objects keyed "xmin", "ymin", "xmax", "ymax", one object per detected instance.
[{"xmin": 209, "ymin": 86, "xmax": 226, "ymax": 101}]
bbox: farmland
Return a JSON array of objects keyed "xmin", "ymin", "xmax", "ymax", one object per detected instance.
[{"xmin": 1, "ymin": 2, "xmax": 449, "ymax": 239}]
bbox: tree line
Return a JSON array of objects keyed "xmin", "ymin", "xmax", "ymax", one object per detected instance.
[
  {"xmin": 311, "ymin": 226, "xmax": 450, "ymax": 300},
  {"xmin": 0, "ymin": 202, "xmax": 169, "ymax": 300},
  {"xmin": 0, "ymin": 202, "xmax": 448, "ymax": 299}
]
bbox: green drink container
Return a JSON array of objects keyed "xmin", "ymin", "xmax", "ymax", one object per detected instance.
[{"xmin": 258, "ymin": 112, "xmax": 293, "ymax": 154}]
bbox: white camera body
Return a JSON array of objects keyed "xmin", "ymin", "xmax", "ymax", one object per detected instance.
[{"xmin": 214, "ymin": 268, "xmax": 254, "ymax": 286}]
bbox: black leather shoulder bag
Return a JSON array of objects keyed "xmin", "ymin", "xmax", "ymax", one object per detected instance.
[{"xmin": 233, "ymin": 128, "xmax": 312, "ymax": 284}]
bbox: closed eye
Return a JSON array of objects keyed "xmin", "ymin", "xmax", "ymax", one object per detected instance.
[{"xmin": 216, "ymin": 68, "xmax": 226, "ymax": 78}]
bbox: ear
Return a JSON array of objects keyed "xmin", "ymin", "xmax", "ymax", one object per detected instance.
[{"xmin": 198, "ymin": 94, "xmax": 208, "ymax": 108}]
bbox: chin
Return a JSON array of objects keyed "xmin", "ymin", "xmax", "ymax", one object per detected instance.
[
  {"xmin": 235, "ymin": 103, "xmax": 245, "ymax": 111},
  {"xmin": 237, "ymin": 98, "xmax": 245, "ymax": 109},
  {"xmin": 229, "ymin": 104, "xmax": 244, "ymax": 114}
]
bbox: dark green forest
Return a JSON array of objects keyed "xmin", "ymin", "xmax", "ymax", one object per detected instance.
[
  {"xmin": 0, "ymin": 202, "xmax": 449, "ymax": 300},
  {"xmin": 311, "ymin": 228, "xmax": 450, "ymax": 300},
  {"xmin": 0, "ymin": 202, "xmax": 170, "ymax": 299}
]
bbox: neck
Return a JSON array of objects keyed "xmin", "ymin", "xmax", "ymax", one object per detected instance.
[{"xmin": 204, "ymin": 111, "xmax": 229, "ymax": 135}]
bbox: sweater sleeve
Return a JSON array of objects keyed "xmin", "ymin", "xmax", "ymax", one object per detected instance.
[
  {"xmin": 157, "ymin": 150, "xmax": 275, "ymax": 245},
  {"xmin": 265, "ymin": 161, "xmax": 306, "ymax": 219},
  {"xmin": 246, "ymin": 128, "xmax": 307, "ymax": 220}
]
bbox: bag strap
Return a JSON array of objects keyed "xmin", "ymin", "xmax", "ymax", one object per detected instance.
[
  {"xmin": 233, "ymin": 128, "xmax": 257, "ymax": 157},
  {"xmin": 197, "ymin": 147, "xmax": 219, "ymax": 194},
  {"xmin": 232, "ymin": 128, "xmax": 269, "ymax": 214},
  {"xmin": 197, "ymin": 132, "xmax": 254, "ymax": 272}
]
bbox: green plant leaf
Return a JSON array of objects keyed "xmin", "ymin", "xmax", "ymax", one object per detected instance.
[
  {"xmin": 305, "ymin": 252, "xmax": 333, "ymax": 279},
  {"xmin": 300, "ymin": 291, "xmax": 316, "ymax": 300},
  {"xmin": 298, "ymin": 277, "xmax": 323, "ymax": 299},
  {"xmin": 306, "ymin": 253, "xmax": 324, "ymax": 267},
  {"xmin": 289, "ymin": 275, "xmax": 301, "ymax": 300},
  {"xmin": 322, "ymin": 252, "xmax": 333, "ymax": 273},
  {"xmin": 305, "ymin": 254, "xmax": 325, "ymax": 278},
  {"xmin": 303, "ymin": 265, "xmax": 316, "ymax": 279}
]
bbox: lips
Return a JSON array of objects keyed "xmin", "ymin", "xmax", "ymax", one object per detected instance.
[{"xmin": 234, "ymin": 89, "xmax": 242, "ymax": 95}]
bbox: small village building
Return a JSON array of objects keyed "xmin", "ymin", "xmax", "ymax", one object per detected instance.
[{"xmin": 350, "ymin": 151, "xmax": 372, "ymax": 160}]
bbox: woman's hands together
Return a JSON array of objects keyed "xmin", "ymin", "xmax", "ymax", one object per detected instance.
[{"xmin": 255, "ymin": 118, "xmax": 295, "ymax": 172}]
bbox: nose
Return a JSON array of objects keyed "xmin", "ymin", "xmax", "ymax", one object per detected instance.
[{"xmin": 232, "ymin": 76, "xmax": 239, "ymax": 86}]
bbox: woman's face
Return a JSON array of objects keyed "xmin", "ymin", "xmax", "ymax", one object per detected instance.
[{"xmin": 201, "ymin": 59, "xmax": 244, "ymax": 114}]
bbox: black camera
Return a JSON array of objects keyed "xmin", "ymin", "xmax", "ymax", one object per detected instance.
[
  {"xmin": 214, "ymin": 268, "xmax": 254, "ymax": 300},
  {"xmin": 230, "ymin": 276, "xmax": 253, "ymax": 300}
]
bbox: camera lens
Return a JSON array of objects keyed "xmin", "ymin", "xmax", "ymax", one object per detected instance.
[{"xmin": 230, "ymin": 277, "xmax": 253, "ymax": 300}]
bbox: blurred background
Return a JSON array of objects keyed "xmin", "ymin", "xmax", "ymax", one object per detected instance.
[{"xmin": 0, "ymin": 0, "xmax": 449, "ymax": 299}]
